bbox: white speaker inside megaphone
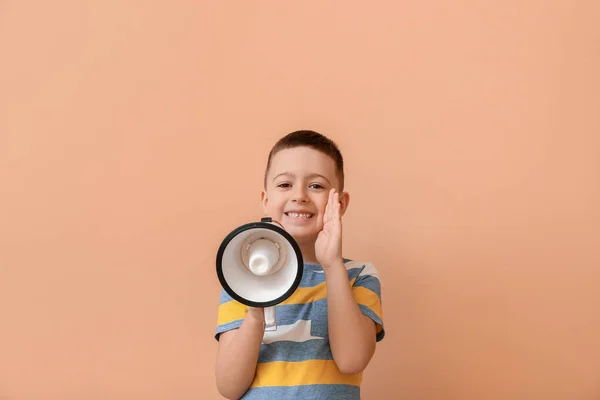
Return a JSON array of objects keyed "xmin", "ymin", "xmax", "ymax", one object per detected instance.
[{"xmin": 216, "ymin": 217, "xmax": 303, "ymax": 330}]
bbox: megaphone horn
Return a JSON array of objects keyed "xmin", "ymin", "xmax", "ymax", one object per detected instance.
[{"xmin": 216, "ymin": 217, "xmax": 303, "ymax": 331}]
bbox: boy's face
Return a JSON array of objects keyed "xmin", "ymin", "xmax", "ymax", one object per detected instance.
[{"xmin": 261, "ymin": 146, "xmax": 349, "ymax": 245}]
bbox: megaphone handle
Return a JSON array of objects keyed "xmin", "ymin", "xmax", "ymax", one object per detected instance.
[{"xmin": 264, "ymin": 306, "xmax": 277, "ymax": 331}]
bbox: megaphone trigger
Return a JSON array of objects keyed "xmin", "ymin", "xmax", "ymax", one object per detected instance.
[{"xmin": 264, "ymin": 306, "xmax": 277, "ymax": 331}]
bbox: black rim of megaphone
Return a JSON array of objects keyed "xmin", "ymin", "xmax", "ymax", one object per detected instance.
[{"xmin": 216, "ymin": 218, "xmax": 304, "ymax": 308}]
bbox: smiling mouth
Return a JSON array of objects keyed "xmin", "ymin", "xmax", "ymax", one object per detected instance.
[{"xmin": 285, "ymin": 212, "xmax": 314, "ymax": 219}]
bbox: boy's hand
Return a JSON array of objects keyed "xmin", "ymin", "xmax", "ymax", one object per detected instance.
[
  {"xmin": 315, "ymin": 189, "xmax": 343, "ymax": 269},
  {"xmin": 246, "ymin": 307, "xmax": 264, "ymax": 323}
]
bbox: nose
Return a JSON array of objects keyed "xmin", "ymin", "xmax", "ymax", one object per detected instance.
[{"xmin": 291, "ymin": 186, "xmax": 309, "ymax": 203}]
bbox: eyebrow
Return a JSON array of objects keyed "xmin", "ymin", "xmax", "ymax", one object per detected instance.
[{"xmin": 272, "ymin": 172, "xmax": 331, "ymax": 185}]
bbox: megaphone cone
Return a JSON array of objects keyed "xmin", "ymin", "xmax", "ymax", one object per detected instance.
[{"xmin": 216, "ymin": 217, "xmax": 303, "ymax": 331}]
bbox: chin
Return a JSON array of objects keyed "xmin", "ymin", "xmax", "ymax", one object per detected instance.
[{"xmin": 282, "ymin": 226, "xmax": 317, "ymax": 243}]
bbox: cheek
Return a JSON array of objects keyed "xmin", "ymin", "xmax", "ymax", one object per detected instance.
[
  {"xmin": 315, "ymin": 200, "xmax": 328, "ymax": 215},
  {"xmin": 269, "ymin": 199, "xmax": 287, "ymax": 214},
  {"xmin": 264, "ymin": 193, "xmax": 285, "ymax": 211}
]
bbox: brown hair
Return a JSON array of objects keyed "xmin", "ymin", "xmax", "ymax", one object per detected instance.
[{"xmin": 264, "ymin": 130, "xmax": 345, "ymax": 189}]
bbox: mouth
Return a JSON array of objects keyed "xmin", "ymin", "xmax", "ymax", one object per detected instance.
[{"xmin": 284, "ymin": 211, "xmax": 314, "ymax": 220}]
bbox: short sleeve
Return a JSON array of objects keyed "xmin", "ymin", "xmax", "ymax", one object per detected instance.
[
  {"xmin": 214, "ymin": 288, "xmax": 248, "ymax": 341},
  {"xmin": 351, "ymin": 263, "xmax": 385, "ymax": 341}
]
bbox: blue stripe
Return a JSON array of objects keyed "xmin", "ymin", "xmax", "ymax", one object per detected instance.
[
  {"xmin": 298, "ymin": 268, "xmax": 325, "ymax": 287},
  {"xmin": 215, "ymin": 320, "xmax": 243, "ymax": 340},
  {"xmin": 348, "ymin": 267, "xmax": 366, "ymax": 281},
  {"xmin": 258, "ymin": 339, "xmax": 332, "ymax": 363},
  {"xmin": 299, "ymin": 265, "xmax": 366, "ymax": 287},
  {"xmin": 241, "ymin": 384, "xmax": 360, "ymax": 400},
  {"xmin": 219, "ymin": 261, "xmax": 373, "ymax": 294},
  {"xmin": 273, "ymin": 302, "xmax": 316, "ymax": 325},
  {"xmin": 218, "ymin": 288, "xmax": 235, "ymax": 305}
]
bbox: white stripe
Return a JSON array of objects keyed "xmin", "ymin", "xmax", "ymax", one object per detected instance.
[
  {"xmin": 344, "ymin": 260, "xmax": 365, "ymax": 271},
  {"xmin": 262, "ymin": 319, "xmax": 324, "ymax": 344},
  {"xmin": 345, "ymin": 260, "xmax": 379, "ymax": 280},
  {"xmin": 359, "ymin": 262, "xmax": 379, "ymax": 280}
]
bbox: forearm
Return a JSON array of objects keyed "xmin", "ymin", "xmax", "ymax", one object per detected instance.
[
  {"xmin": 324, "ymin": 260, "xmax": 376, "ymax": 374},
  {"xmin": 215, "ymin": 310, "xmax": 264, "ymax": 399}
]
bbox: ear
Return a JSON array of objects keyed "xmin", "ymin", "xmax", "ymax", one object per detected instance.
[
  {"xmin": 338, "ymin": 191, "xmax": 350, "ymax": 217},
  {"xmin": 260, "ymin": 189, "xmax": 268, "ymax": 214}
]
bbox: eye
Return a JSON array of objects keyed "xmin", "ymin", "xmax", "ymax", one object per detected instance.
[
  {"xmin": 277, "ymin": 183, "xmax": 291, "ymax": 188},
  {"xmin": 309, "ymin": 183, "xmax": 325, "ymax": 189}
]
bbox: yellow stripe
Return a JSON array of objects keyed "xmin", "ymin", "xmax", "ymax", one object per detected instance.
[
  {"xmin": 353, "ymin": 286, "xmax": 383, "ymax": 321},
  {"xmin": 217, "ymin": 300, "xmax": 247, "ymax": 326},
  {"xmin": 251, "ymin": 359, "xmax": 362, "ymax": 387},
  {"xmin": 280, "ymin": 282, "xmax": 327, "ymax": 304},
  {"xmin": 281, "ymin": 277, "xmax": 358, "ymax": 305},
  {"xmin": 217, "ymin": 279, "xmax": 383, "ymax": 326}
]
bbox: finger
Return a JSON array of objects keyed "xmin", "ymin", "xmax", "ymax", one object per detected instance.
[
  {"xmin": 320, "ymin": 189, "xmax": 333, "ymax": 228},
  {"xmin": 323, "ymin": 189, "xmax": 332, "ymax": 224},
  {"xmin": 334, "ymin": 192, "xmax": 340, "ymax": 218},
  {"xmin": 325, "ymin": 190, "xmax": 332, "ymax": 222},
  {"xmin": 328, "ymin": 189, "xmax": 335, "ymax": 220}
]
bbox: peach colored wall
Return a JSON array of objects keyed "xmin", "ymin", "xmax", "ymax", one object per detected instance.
[{"xmin": 1, "ymin": 2, "xmax": 599, "ymax": 399}]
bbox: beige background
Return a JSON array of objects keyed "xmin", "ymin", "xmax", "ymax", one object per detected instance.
[{"xmin": 1, "ymin": 1, "xmax": 599, "ymax": 399}]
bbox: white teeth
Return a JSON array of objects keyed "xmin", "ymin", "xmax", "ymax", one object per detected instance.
[{"xmin": 287, "ymin": 212, "xmax": 312, "ymax": 219}]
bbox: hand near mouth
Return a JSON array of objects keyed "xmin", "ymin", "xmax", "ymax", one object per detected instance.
[{"xmin": 315, "ymin": 188, "xmax": 343, "ymax": 269}]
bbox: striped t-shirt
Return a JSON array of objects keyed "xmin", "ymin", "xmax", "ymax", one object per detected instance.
[{"xmin": 215, "ymin": 259, "xmax": 385, "ymax": 400}]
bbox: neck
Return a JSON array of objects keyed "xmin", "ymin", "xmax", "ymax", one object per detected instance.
[{"xmin": 297, "ymin": 240, "xmax": 318, "ymax": 265}]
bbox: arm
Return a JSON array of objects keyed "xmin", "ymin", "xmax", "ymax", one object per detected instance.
[
  {"xmin": 215, "ymin": 308, "xmax": 264, "ymax": 400},
  {"xmin": 324, "ymin": 259, "xmax": 377, "ymax": 374},
  {"xmin": 315, "ymin": 189, "xmax": 379, "ymax": 375}
]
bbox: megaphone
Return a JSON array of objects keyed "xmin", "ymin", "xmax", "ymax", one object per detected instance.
[{"xmin": 216, "ymin": 217, "xmax": 303, "ymax": 331}]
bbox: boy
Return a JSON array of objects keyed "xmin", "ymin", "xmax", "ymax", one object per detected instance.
[{"xmin": 214, "ymin": 130, "xmax": 385, "ymax": 399}]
